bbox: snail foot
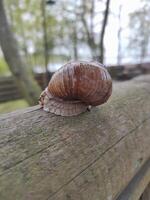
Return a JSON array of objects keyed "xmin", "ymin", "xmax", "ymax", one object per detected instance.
[{"xmin": 40, "ymin": 88, "xmax": 88, "ymax": 116}]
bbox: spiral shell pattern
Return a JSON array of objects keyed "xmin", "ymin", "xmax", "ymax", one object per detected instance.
[{"xmin": 39, "ymin": 61, "xmax": 112, "ymax": 116}]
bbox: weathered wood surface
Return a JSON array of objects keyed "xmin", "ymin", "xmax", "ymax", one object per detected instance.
[
  {"xmin": 116, "ymin": 159, "xmax": 150, "ymax": 200},
  {"xmin": 140, "ymin": 183, "xmax": 150, "ymax": 200},
  {"xmin": 108, "ymin": 63, "xmax": 150, "ymax": 80},
  {"xmin": 0, "ymin": 75, "xmax": 150, "ymax": 200}
]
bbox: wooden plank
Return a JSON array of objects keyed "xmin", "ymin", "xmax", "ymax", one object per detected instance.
[
  {"xmin": 140, "ymin": 183, "xmax": 150, "ymax": 200},
  {"xmin": 0, "ymin": 94, "xmax": 21, "ymax": 102},
  {"xmin": 0, "ymin": 84, "xmax": 18, "ymax": 93},
  {"xmin": 0, "ymin": 76, "xmax": 21, "ymax": 102},
  {"xmin": 0, "ymin": 75, "xmax": 150, "ymax": 200},
  {"xmin": 0, "ymin": 89, "xmax": 20, "ymax": 95},
  {"xmin": 0, "ymin": 74, "xmax": 46, "ymax": 102},
  {"xmin": 116, "ymin": 159, "xmax": 150, "ymax": 200},
  {"xmin": 0, "ymin": 76, "xmax": 14, "ymax": 82}
]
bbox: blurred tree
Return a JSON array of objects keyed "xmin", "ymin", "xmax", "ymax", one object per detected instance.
[
  {"xmin": 5, "ymin": 0, "xmax": 45, "ymax": 67},
  {"xmin": 0, "ymin": 0, "xmax": 41, "ymax": 105},
  {"xmin": 80, "ymin": 0, "xmax": 110, "ymax": 62},
  {"xmin": 72, "ymin": 3, "xmax": 78, "ymax": 60},
  {"xmin": 80, "ymin": 0, "xmax": 97, "ymax": 58},
  {"xmin": 57, "ymin": 0, "xmax": 80, "ymax": 60},
  {"xmin": 0, "ymin": 0, "xmax": 111, "ymax": 68},
  {"xmin": 46, "ymin": 0, "xmax": 111, "ymax": 62},
  {"xmin": 6, "ymin": 1, "xmax": 29, "ymax": 59},
  {"xmin": 100, "ymin": 0, "xmax": 110, "ymax": 62},
  {"xmin": 117, "ymin": 4, "xmax": 122, "ymax": 65},
  {"xmin": 128, "ymin": 1, "xmax": 150, "ymax": 62}
]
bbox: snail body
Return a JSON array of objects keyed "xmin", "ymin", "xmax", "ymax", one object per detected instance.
[{"xmin": 39, "ymin": 61, "xmax": 112, "ymax": 116}]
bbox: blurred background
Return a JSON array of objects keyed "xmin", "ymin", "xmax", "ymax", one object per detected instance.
[{"xmin": 0, "ymin": 0, "xmax": 150, "ymax": 114}]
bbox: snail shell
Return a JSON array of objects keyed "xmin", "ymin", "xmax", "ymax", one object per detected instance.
[{"xmin": 39, "ymin": 61, "xmax": 112, "ymax": 116}]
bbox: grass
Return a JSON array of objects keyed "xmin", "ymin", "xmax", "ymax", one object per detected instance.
[
  {"xmin": 0, "ymin": 99, "xmax": 29, "ymax": 114},
  {"xmin": 0, "ymin": 58, "xmax": 11, "ymax": 75}
]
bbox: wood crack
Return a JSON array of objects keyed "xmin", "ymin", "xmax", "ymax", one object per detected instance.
[
  {"xmin": 0, "ymin": 132, "xmax": 71, "ymax": 176},
  {"xmin": 46, "ymin": 116, "xmax": 150, "ymax": 200}
]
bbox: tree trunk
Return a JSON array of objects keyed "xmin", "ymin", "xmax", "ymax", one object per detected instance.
[
  {"xmin": 0, "ymin": 75, "xmax": 150, "ymax": 200},
  {"xmin": 0, "ymin": 0, "xmax": 41, "ymax": 105},
  {"xmin": 72, "ymin": 2, "xmax": 78, "ymax": 60},
  {"xmin": 81, "ymin": 0, "xmax": 97, "ymax": 59},
  {"xmin": 117, "ymin": 4, "xmax": 122, "ymax": 65},
  {"xmin": 99, "ymin": 0, "xmax": 110, "ymax": 63},
  {"xmin": 41, "ymin": 0, "xmax": 49, "ymax": 87},
  {"xmin": 73, "ymin": 22, "xmax": 78, "ymax": 60}
]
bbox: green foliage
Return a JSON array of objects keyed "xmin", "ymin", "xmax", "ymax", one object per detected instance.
[
  {"xmin": 4, "ymin": 0, "xmax": 60, "ymax": 67},
  {"xmin": 0, "ymin": 58, "xmax": 10, "ymax": 75},
  {"xmin": 2, "ymin": 0, "xmax": 107, "ymax": 64},
  {"xmin": 0, "ymin": 99, "xmax": 28, "ymax": 114}
]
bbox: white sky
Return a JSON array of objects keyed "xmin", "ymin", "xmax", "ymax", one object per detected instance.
[{"xmin": 104, "ymin": 0, "xmax": 142, "ymax": 64}]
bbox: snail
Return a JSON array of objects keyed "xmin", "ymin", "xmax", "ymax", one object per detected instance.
[{"xmin": 39, "ymin": 60, "xmax": 112, "ymax": 116}]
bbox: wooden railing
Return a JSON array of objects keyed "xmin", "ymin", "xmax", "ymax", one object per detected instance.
[
  {"xmin": 0, "ymin": 76, "xmax": 21, "ymax": 102},
  {"xmin": 0, "ymin": 73, "xmax": 52, "ymax": 102},
  {"xmin": 0, "ymin": 75, "xmax": 150, "ymax": 200},
  {"xmin": 0, "ymin": 63, "xmax": 150, "ymax": 103}
]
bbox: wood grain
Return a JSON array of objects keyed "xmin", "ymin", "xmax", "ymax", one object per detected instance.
[
  {"xmin": 140, "ymin": 183, "xmax": 150, "ymax": 200},
  {"xmin": 0, "ymin": 75, "xmax": 150, "ymax": 200},
  {"xmin": 116, "ymin": 159, "xmax": 150, "ymax": 200}
]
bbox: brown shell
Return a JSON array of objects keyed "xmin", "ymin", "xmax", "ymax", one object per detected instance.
[
  {"xmin": 48, "ymin": 61, "xmax": 112, "ymax": 106},
  {"xmin": 39, "ymin": 61, "xmax": 112, "ymax": 116}
]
